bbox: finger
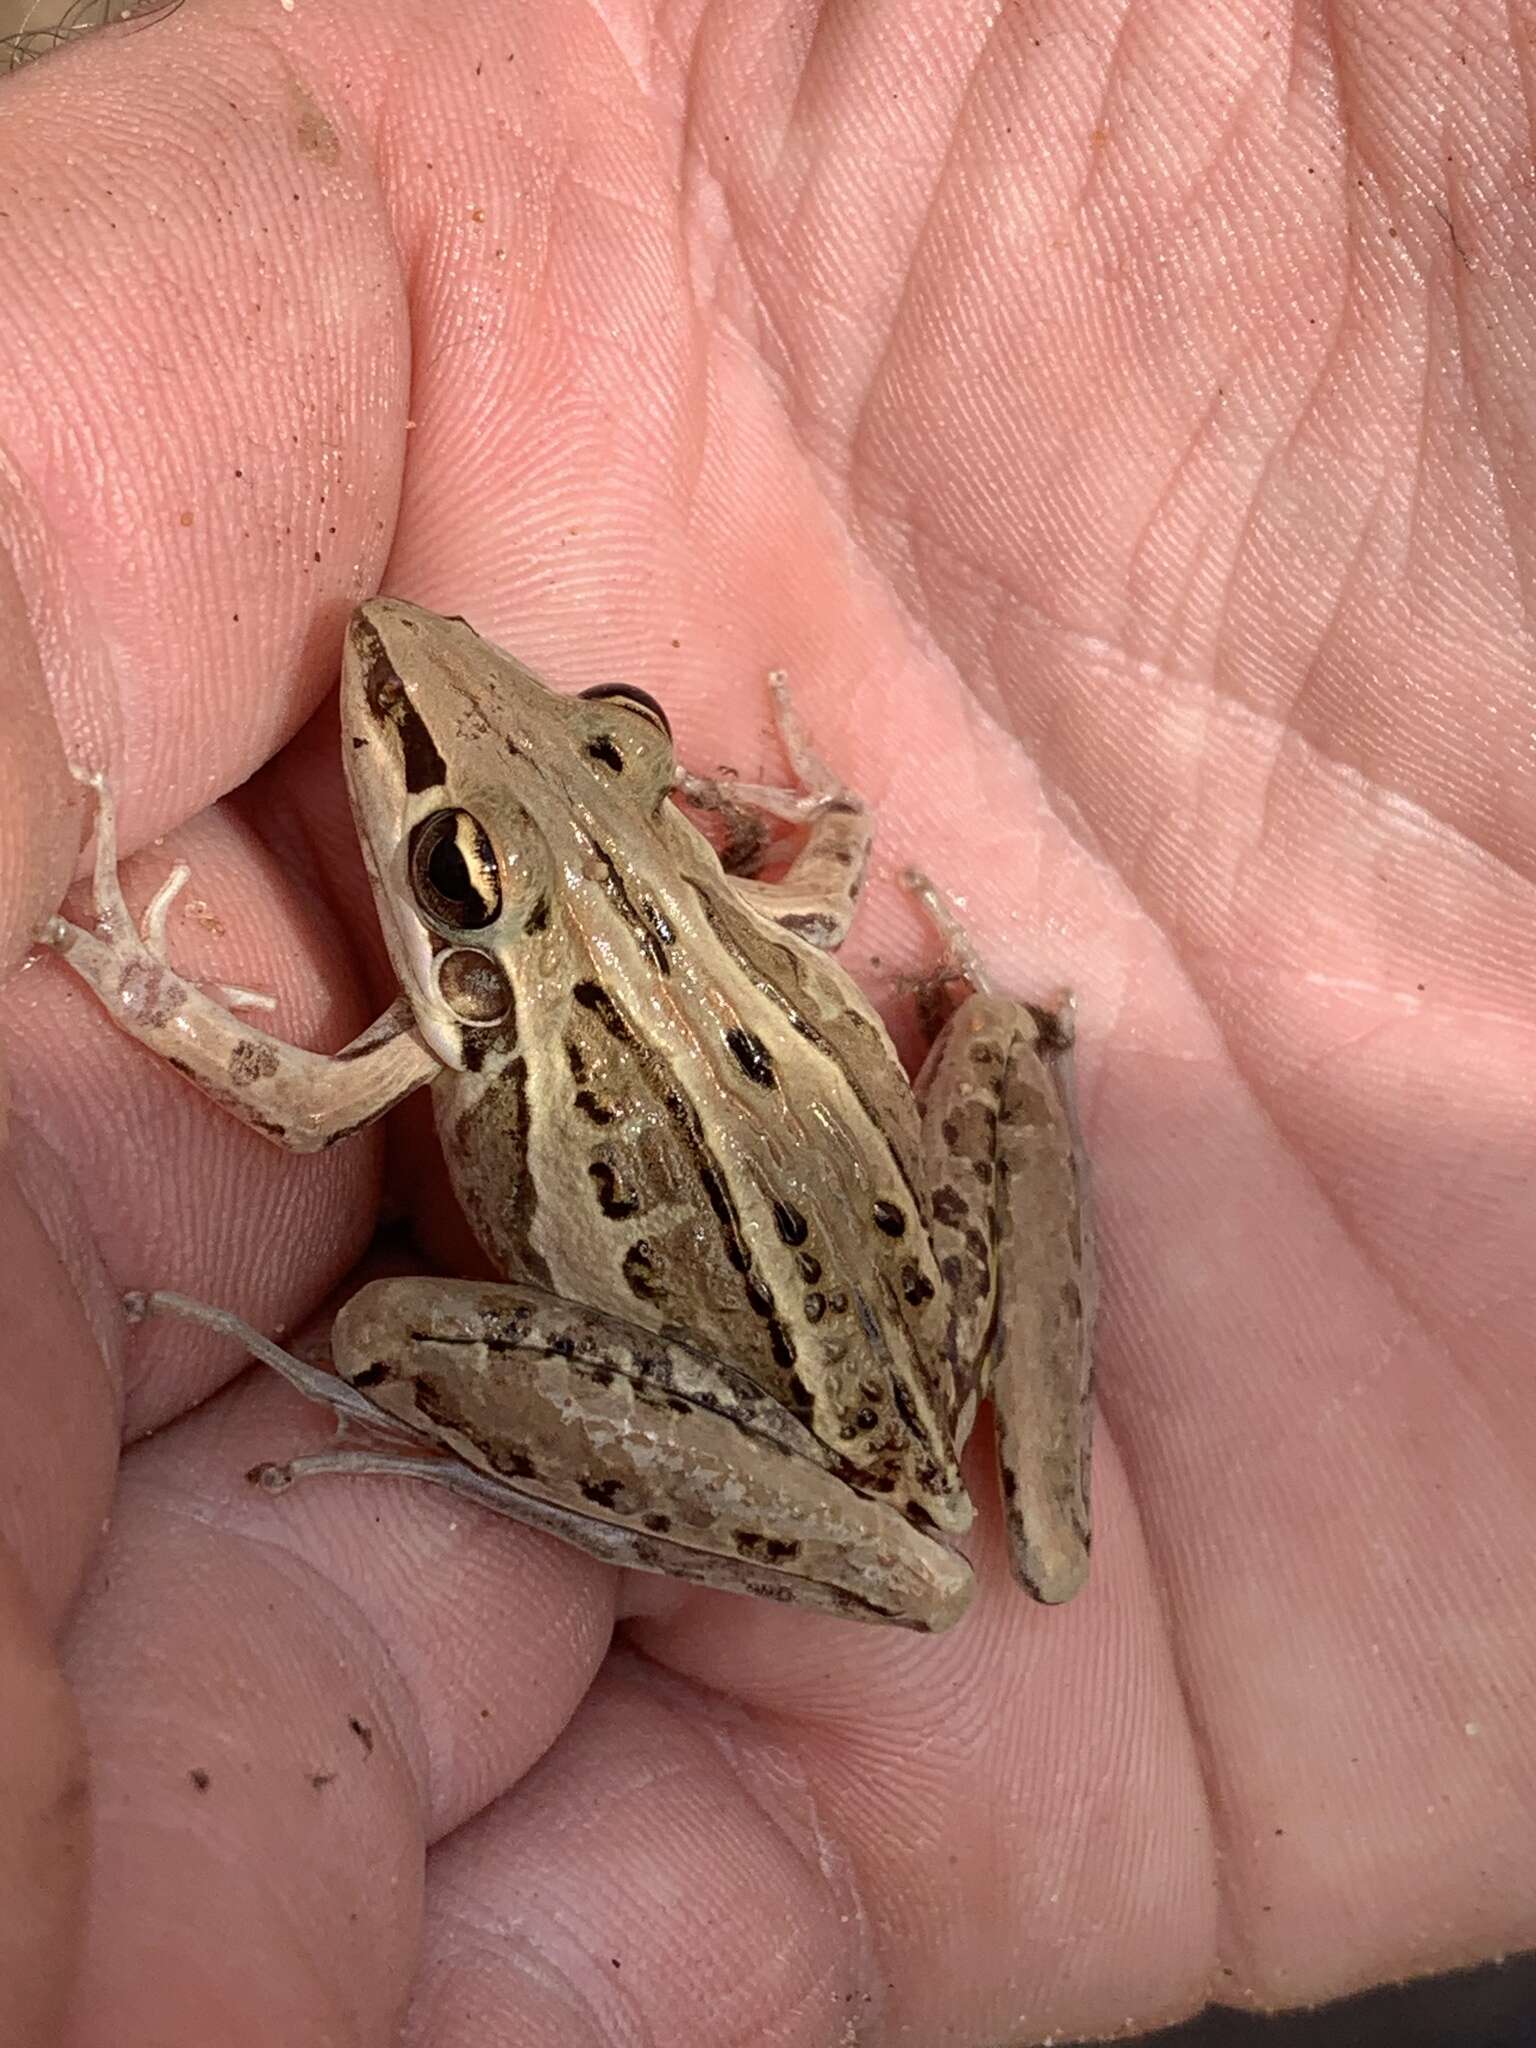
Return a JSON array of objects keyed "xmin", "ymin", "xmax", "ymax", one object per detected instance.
[
  {"xmin": 61, "ymin": 1360, "xmax": 615, "ymax": 2046},
  {"xmin": 0, "ymin": 522, "xmax": 125, "ymax": 1615},
  {"xmin": 0, "ymin": 16, "xmax": 407, "ymax": 853},
  {"xmin": 616, "ymin": 1440, "xmax": 1208, "ymax": 2046},
  {"xmin": 0, "ymin": 1543, "xmax": 88, "ymax": 2048},
  {"xmin": 1, "ymin": 2, "xmax": 416, "ymax": 1437}
]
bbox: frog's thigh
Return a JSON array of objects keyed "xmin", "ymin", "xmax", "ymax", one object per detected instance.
[
  {"xmin": 331, "ymin": 1279, "xmax": 974, "ymax": 1632},
  {"xmin": 918, "ymin": 994, "xmax": 1095, "ymax": 1604}
]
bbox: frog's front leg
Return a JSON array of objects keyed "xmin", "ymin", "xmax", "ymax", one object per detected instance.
[
  {"xmin": 143, "ymin": 1282, "xmax": 975, "ymax": 1632},
  {"xmin": 41, "ymin": 772, "xmax": 440, "ymax": 1149},
  {"xmin": 675, "ymin": 672, "xmax": 873, "ymax": 947},
  {"xmin": 908, "ymin": 874, "xmax": 1096, "ymax": 1606}
]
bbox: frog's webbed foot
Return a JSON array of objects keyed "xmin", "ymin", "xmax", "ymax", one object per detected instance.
[{"xmin": 675, "ymin": 673, "xmax": 874, "ymax": 948}]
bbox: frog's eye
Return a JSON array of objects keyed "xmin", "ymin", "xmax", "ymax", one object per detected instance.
[
  {"xmin": 577, "ymin": 682, "xmax": 673, "ymax": 739},
  {"xmin": 409, "ymin": 809, "xmax": 501, "ymax": 932}
]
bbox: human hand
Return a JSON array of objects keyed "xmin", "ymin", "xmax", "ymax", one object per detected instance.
[{"xmin": 1, "ymin": 4, "xmax": 1531, "ymax": 2043}]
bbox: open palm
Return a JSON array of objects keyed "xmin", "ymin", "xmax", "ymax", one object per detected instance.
[{"xmin": 1, "ymin": 4, "xmax": 1530, "ymax": 2044}]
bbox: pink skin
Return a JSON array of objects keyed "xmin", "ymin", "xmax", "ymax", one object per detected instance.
[{"xmin": 1, "ymin": 3, "xmax": 1533, "ymax": 2043}]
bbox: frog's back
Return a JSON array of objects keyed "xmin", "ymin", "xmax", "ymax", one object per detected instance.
[{"xmin": 439, "ymin": 796, "xmax": 961, "ymax": 1525}]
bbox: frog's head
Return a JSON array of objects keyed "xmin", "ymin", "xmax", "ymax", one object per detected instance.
[{"xmin": 340, "ymin": 597, "xmax": 675, "ymax": 1070}]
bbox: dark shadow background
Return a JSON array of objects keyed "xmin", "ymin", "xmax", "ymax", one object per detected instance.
[{"xmin": 1132, "ymin": 1954, "xmax": 1536, "ymax": 2047}]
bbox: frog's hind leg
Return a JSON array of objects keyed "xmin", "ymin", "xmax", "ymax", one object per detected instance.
[
  {"xmin": 675, "ymin": 672, "xmax": 874, "ymax": 948},
  {"xmin": 139, "ymin": 1281, "xmax": 973, "ymax": 1633},
  {"xmin": 906, "ymin": 871, "xmax": 1096, "ymax": 1606}
]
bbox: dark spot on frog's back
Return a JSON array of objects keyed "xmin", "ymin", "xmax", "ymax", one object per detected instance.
[
  {"xmin": 900, "ymin": 1262, "xmax": 935, "ymax": 1307},
  {"xmin": 622, "ymin": 1240, "xmax": 664, "ymax": 1301},
  {"xmin": 725, "ymin": 1027, "xmax": 776, "ymax": 1088},
  {"xmin": 581, "ymin": 1476, "xmax": 624, "ymax": 1509},
  {"xmin": 931, "ymin": 1185, "xmax": 968, "ymax": 1227},
  {"xmin": 573, "ymin": 981, "xmax": 636, "ymax": 1044},
  {"xmin": 872, "ymin": 1201, "xmax": 906, "ymax": 1237},
  {"xmin": 588, "ymin": 1162, "xmax": 639, "ymax": 1220},
  {"xmin": 771, "ymin": 1200, "xmax": 808, "ymax": 1246}
]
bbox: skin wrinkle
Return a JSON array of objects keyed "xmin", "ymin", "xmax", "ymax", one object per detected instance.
[
  {"xmin": 439, "ymin": 1921, "xmax": 636, "ymax": 2048},
  {"xmin": 424, "ymin": 1688, "xmax": 853, "ymax": 2048},
  {"xmin": 630, "ymin": 1664, "xmax": 884, "ymax": 2027},
  {"xmin": 1072, "ymin": 625, "xmax": 1536, "ymax": 936},
  {"xmin": 834, "ymin": 34, "xmax": 1000, "ymax": 492},
  {"xmin": 1434, "ymin": 220, "xmax": 1536, "ymax": 651}
]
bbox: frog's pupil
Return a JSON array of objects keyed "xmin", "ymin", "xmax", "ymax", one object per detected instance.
[{"xmin": 429, "ymin": 836, "xmax": 471, "ymax": 901}]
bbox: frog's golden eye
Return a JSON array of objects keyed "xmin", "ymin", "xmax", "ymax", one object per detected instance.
[
  {"xmin": 409, "ymin": 809, "xmax": 501, "ymax": 932},
  {"xmin": 577, "ymin": 682, "xmax": 673, "ymax": 739}
]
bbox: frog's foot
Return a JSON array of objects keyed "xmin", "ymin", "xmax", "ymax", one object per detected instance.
[
  {"xmin": 676, "ymin": 672, "xmax": 856, "ymax": 829},
  {"xmin": 897, "ymin": 867, "xmax": 1071, "ymax": 1040},
  {"xmin": 674, "ymin": 765, "xmax": 775, "ymax": 876},
  {"xmin": 900, "ymin": 868, "xmax": 1078, "ymax": 1050},
  {"xmin": 675, "ymin": 674, "xmax": 875, "ymax": 947},
  {"xmin": 42, "ymin": 767, "xmax": 274, "ymax": 1011},
  {"xmin": 899, "ymin": 868, "xmax": 996, "ymax": 994}
]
